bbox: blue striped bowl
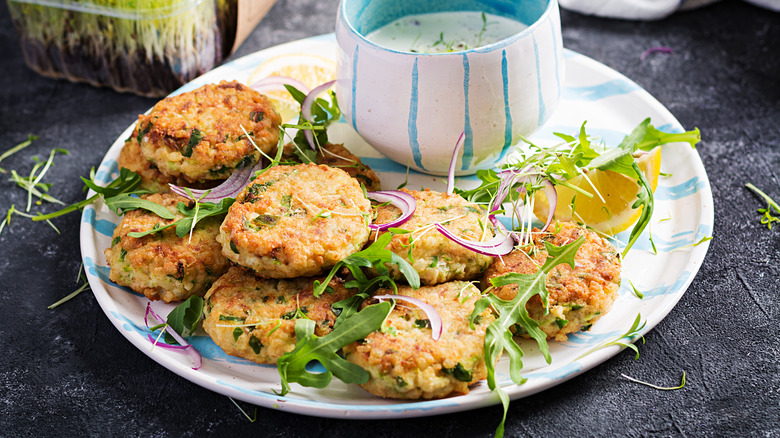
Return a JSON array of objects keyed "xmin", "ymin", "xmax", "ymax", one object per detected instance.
[{"xmin": 335, "ymin": 0, "xmax": 564, "ymax": 175}]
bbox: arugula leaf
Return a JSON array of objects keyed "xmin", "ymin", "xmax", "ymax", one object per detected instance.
[
  {"xmin": 283, "ymin": 84, "xmax": 341, "ymax": 153},
  {"xmin": 165, "ymin": 296, "xmax": 204, "ymax": 344},
  {"xmin": 622, "ymin": 161, "xmax": 654, "ymax": 256},
  {"xmin": 276, "ymin": 301, "xmax": 392, "ymax": 395},
  {"xmin": 126, "ymin": 198, "xmax": 234, "ymax": 239},
  {"xmin": 473, "ymin": 236, "xmax": 585, "ymax": 438},
  {"xmin": 103, "ymin": 193, "xmax": 176, "ymax": 218},
  {"xmin": 331, "ymin": 293, "xmax": 369, "ymax": 329},
  {"xmin": 313, "ymin": 232, "xmax": 420, "ymax": 296}
]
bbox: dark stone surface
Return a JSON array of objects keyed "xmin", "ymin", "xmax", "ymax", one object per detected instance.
[{"xmin": 0, "ymin": 0, "xmax": 778, "ymax": 436}]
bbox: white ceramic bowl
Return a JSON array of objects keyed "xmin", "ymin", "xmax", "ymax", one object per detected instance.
[{"xmin": 335, "ymin": 0, "xmax": 564, "ymax": 176}]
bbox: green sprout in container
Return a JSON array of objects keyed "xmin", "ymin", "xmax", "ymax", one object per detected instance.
[{"xmin": 8, "ymin": 0, "xmax": 235, "ymax": 96}]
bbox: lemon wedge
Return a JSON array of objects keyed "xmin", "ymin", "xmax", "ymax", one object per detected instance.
[
  {"xmin": 533, "ymin": 147, "xmax": 662, "ymax": 235},
  {"xmin": 246, "ymin": 53, "xmax": 337, "ymax": 123}
]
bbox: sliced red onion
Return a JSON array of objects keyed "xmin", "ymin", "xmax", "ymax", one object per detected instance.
[
  {"xmin": 435, "ymin": 223, "xmax": 515, "ymax": 256},
  {"xmin": 169, "ymin": 161, "xmax": 263, "ymax": 202},
  {"xmin": 367, "ymin": 190, "xmax": 417, "ymax": 231},
  {"xmin": 145, "ymin": 303, "xmax": 202, "ymax": 370},
  {"xmin": 373, "ymin": 294, "xmax": 443, "ymax": 341},
  {"xmin": 301, "ymin": 80, "xmax": 336, "ymax": 150},
  {"xmin": 447, "ymin": 132, "xmax": 466, "ymax": 195},
  {"xmin": 640, "ymin": 46, "xmax": 673, "ymax": 61},
  {"xmin": 250, "ymin": 75, "xmax": 310, "ymax": 95}
]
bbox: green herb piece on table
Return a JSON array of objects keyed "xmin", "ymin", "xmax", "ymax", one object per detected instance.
[
  {"xmin": 621, "ymin": 371, "xmax": 686, "ymax": 390},
  {"xmin": 746, "ymin": 183, "xmax": 780, "ymax": 229},
  {"xmin": 276, "ymin": 301, "xmax": 393, "ymax": 396},
  {"xmin": 0, "ymin": 134, "xmax": 38, "ymax": 174}
]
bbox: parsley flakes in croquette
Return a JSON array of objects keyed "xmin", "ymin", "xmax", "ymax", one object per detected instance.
[
  {"xmin": 482, "ymin": 221, "xmax": 621, "ymax": 341},
  {"xmin": 136, "ymin": 80, "xmax": 281, "ymax": 185},
  {"xmin": 217, "ymin": 164, "xmax": 372, "ymax": 278}
]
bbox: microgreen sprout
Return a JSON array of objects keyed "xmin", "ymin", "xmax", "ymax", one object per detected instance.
[
  {"xmin": 575, "ymin": 313, "xmax": 646, "ymax": 361},
  {"xmin": 49, "ymin": 266, "xmax": 90, "ymax": 309},
  {"xmin": 229, "ymin": 397, "xmax": 258, "ymax": 422},
  {"xmin": 0, "ymin": 135, "xmax": 38, "ymax": 174},
  {"xmin": 627, "ymin": 279, "xmax": 644, "ymax": 299},
  {"xmin": 621, "ymin": 371, "xmax": 686, "ymax": 390},
  {"xmin": 746, "ymin": 183, "xmax": 780, "ymax": 229}
]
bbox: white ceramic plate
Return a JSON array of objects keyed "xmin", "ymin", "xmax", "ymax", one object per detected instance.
[{"xmin": 80, "ymin": 34, "xmax": 713, "ymax": 419}]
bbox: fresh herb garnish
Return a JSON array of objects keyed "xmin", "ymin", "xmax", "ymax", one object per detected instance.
[
  {"xmin": 163, "ymin": 295, "xmax": 204, "ymax": 344},
  {"xmin": 284, "ymin": 84, "xmax": 341, "ymax": 154},
  {"xmin": 471, "ymin": 236, "xmax": 585, "ymax": 438},
  {"xmin": 0, "ymin": 134, "xmax": 38, "ymax": 174},
  {"xmin": 745, "ymin": 183, "xmax": 780, "ymax": 229},
  {"xmin": 576, "ymin": 313, "xmax": 646, "ymax": 361},
  {"xmin": 276, "ymin": 301, "xmax": 393, "ymax": 395},
  {"xmin": 313, "ymin": 232, "xmax": 420, "ymax": 297},
  {"xmin": 621, "ymin": 371, "xmax": 686, "ymax": 390},
  {"xmin": 48, "ymin": 266, "xmax": 90, "ymax": 309},
  {"xmin": 229, "ymin": 397, "xmax": 258, "ymax": 422},
  {"xmin": 126, "ymin": 197, "xmax": 233, "ymax": 239}
]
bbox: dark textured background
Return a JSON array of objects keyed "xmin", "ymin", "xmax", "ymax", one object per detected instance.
[{"xmin": 1, "ymin": 0, "xmax": 778, "ymax": 436}]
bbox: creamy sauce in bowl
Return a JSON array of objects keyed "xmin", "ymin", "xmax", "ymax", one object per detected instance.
[{"xmin": 365, "ymin": 11, "xmax": 528, "ymax": 53}]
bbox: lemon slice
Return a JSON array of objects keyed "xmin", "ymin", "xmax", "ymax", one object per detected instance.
[
  {"xmin": 533, "ymin": 147, "xmax": 662, "ymax": 235},
  {"xmin": 246, "ymin": 53, "xmax": 337, "ymax": 123}
]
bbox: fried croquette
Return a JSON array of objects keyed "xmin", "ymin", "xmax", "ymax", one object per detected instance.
[
  {"xmin": 281, "ymin": 142, "xmax": 381, "ymax": 191},
  {"xmin": 343, "ymin": 282, "xmax": 495, "ymax": 399},
  {"xmin": 202, "ymin": 266, "xmax": 355, "ymax": 364},
  {"xmin": 372, "ymin": 189, "xmax": 495, "ymax": 285},
  {"xmin": 136, "ymin": 80, "xmax": 281, "ymax": 184},
  {"xmin": 481, "ymin": 221, "xmax": 621, "ymax": 341},
  {"xmin": 104, "ymin": 193, "xmax": 230, "ymax": 302},
  {"xmin": 217, "ymin": 164, "xmax": 371, "ymax": 278}
]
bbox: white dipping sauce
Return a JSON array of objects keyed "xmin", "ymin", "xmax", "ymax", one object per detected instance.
[{"xmin": 365, "ymin": 11, "xmax": 528, "ymax": 53}]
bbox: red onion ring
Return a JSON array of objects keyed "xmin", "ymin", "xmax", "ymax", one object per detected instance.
[
  {"xmin": 640, "ymin": 46, "xmax": 673, "ymax": 61},
  {"xmin": 301, "ymin": 80, "xmax": 336, "ymax": 150},
  {"xmin": 144, "ymin": 303, "xmax": 202, "ymax": 370},
  {"xmin": 434, "ymin": 223, "xmax": 515, "ymax": 256},
  {"xmin": 367, "ymin": 190, "xmax": 417, "ymax": 231},
  {"xmin": 447, "ymin": 132, "xmax": 466, "ymax": 195},
  {"xmin": 373, "ymin": 294, "xmax": 443, "ymax": 341},
  {"xmin": 250, "ymin": 75, "xmax": 310, "ymax": 94},
  {"xmin": 169, "ymin": 161, "xmax": 264, "ymax": 202}
]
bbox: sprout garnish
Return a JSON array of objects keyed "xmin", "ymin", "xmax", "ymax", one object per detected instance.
[{"xmin": 621, "ymin": 371, "xmax": 686, "ymax": 390}]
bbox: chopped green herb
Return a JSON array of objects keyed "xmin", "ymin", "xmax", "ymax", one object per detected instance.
[
  {"xmin": 232, "ymin": 327, "xmax": 243, "ymax": 342},
  {"xmin": 249, "ymin": 111, "xmax": 264, "ymax": 122},
  {"xmin": 414, "ymin": 319, "xmax": 431, "ymax": 329},
  {"xmin": 219, "ymin": 315, "xmax": 246, "ymax": 322},
  {"xmin": 249, "ymin": 335, "xmax": 263, "ymax": 354},
  {"xmin": 183, "ymin": 128, "xmax": 203, "ymax": 157},
  {"xmin": 444, "ymin": 363, "xmax": 472, "ymax": 382}
]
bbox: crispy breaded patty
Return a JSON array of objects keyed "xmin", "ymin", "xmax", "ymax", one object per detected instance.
[
  {"xmin": 136, "ymin": 81, "xmax": 281, "ymax": 184},
  {"xmin": 343, "ymin": 282, "xmax": 495, "ymax": 399},
  {"xmin": 281, "ymin": 142, "xmax": 381, "ymax": 191},
  {"xmin": 372, "ymin": 189, "xmax": 494, "ymax": 285},
  {"xmin": 104, "ymin": 193, "xmax": 230, "ymax": 302},
  {"xmin": 481, "ymin": 221, "xmax": 621, "ymax": 341},
  {"xmin": 217, "ymin": 164, "xmax": 371, "ymax": 278},
  {"xmin": 202, "ymin": 266, "xmax": 355, "ymax": 364}
]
